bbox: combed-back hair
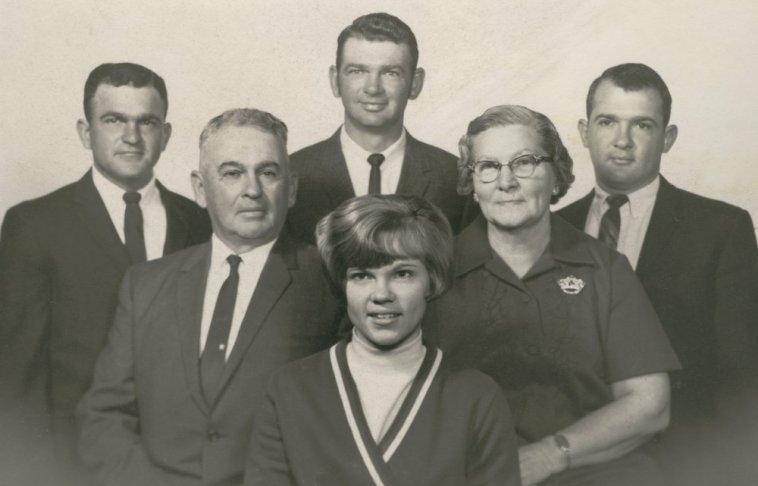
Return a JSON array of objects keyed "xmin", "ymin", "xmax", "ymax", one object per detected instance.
[
  {"xmin": 316, "ymin": 195, "xmax": 452, "ymax": 300},
  {"xmin": 199, "ymin": 108, "xmax": 288, "ymax": 151},
  {"xmin": 457, "ymin": 104, "xmax": 575, "ymax": 204},
  {"xmin": 586, "ymin": 63, "xmax": 672, "ymax": 125},
  {"xmin": 336, "ymin": 12, "xmax": 419, "ymax": 70},
  {"xmin": 83, "ymin": 62, "xmax": 168, "ymax": 122}
]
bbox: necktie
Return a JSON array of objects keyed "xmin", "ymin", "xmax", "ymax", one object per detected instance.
[
  {"xmin": 123, "ymin": 191, "xmax": 146, "ymax": 263},
  {"xmin": 598, "ymin": 194, "xmax": 629, "ymax": 249},
  {"xmin": 367, "ymin": 153, "xmax": 385, "ymax": 194},
  {"xmin": 200, "ymin": 254, "xmax": 242, "ymax": 404}
]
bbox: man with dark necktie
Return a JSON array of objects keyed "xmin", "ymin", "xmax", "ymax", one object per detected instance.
[
  {"xmin": 286, "ymin": 12, "xmax": 477, "ymax": 243},
  {"xmin": 78, "ymin": 108, "xmax": 339, "ymax": 485},
  {"xmin": 558, "ymin": 63, "xmax": 758, "ymax": 485},
  {"xmin": 0, "ymin": 62, "xmax": 211, "ymax": 485}
]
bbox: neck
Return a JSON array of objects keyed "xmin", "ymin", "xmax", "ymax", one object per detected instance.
[
  {"xmin": 487, "ymin": 213, "xmax": 551, "ymax": 278},
  {"xmin": 95, "ymin": 165, "xmax": 152, "ymax": 192},
  {"xmin": 343, "ymin": 119, "xmax": 404, "ymax": 153},
  {"xmin": 352, "ymin": 327, "xmax": 423, "ymax": 357}
]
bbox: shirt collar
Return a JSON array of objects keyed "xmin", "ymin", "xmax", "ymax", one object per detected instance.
[
  {"xmin": 91, "ymin": 166, "xmax": 160, "ymax": 205},
  {"xmin": 339, "ymin": 125, "xmax": 407, "ymax": 162},
  {"xmin": 592, "ymin": 175, "xmax": 659, "ymax": 220},
  {"xmin": 454, "ymin": 213, "xmax": 595, "ymax": 278},
  {"xmin": 209, "ymin": 233, "xmax": 277, "ymax": 272}
]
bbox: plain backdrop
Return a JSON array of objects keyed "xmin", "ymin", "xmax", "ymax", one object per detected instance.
[{"xmin": 1, "ymin": 0, "xmax": 756, "ymax": 231}]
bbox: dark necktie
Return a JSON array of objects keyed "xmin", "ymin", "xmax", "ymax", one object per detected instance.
[
  {"xmin": 200, "ymin": 254, "xmax": 242, "ymax": 404},
  {"xmin": 598, "ymin": 194, "xmax": 629, "ymax": 249},
  {"xmin": 123, "ymin": 191, "xmax": 146, "ymax": 263},
  {"xmin": 367, "ymin": 153, "xmax": 385, "ymax": 194}
]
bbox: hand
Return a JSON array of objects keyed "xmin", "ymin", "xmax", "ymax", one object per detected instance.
[{"xmin": 518, "ymin": 438, "xmax": 566, "ymax": 486}]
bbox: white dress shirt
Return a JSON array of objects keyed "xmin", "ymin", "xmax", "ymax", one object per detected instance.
[
  {"xmin": 198, "ymin": 234, "xmax": 276, "ymax": 360},
  {"xmin": 584, "ymin": 176, "xmax": 660, "ymax": 269},
  {"xmin": 340, "ymin": 125, "xmax": 407, "ymax": 196},
  {"xmin": 91, "ymin": 167, "xmax": 167, "ymax": 261}
]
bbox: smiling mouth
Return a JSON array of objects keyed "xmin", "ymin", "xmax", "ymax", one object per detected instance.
[
  {"xmin": 360, "ymin": 102, "xmax": 387, "ymax": 111},
  {"xmin": 368, "ymin": 312, "xmax": 401, "ymax": 323}
]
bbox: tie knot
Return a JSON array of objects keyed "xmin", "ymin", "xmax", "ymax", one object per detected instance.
[
  {"xmin": 606, "ymin": 194, "xmax": 629, "ymax": 210},
  {"xmin": 226, "ymin": 254, "xmax": 242, "ymax": 271},
  {"xmin": 367, "ymin": 153, "xmax": 385, "ymax": 168},
  {"xmin": 123, "ymin": 191, "xmax": 141, "ymax": 204}
]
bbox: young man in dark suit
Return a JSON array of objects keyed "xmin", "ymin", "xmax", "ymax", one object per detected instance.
[
  {"xmin": 78, "ymin": 109, "xmax": 339, "ymax": 485},
  {"xmin": 558, "ymin": 63, "xmax": 758, "ymax": 485},
  {"xmin": 0, "ymin": 62, "xmax": 211, "ymax": 485},
  {"xmin": 286, "ymin": 12, "xmax": 476, "ymax": 243}
]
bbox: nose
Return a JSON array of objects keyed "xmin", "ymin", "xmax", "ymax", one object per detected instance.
[
  {"xmin": 495, "ymin": 164, "xmax": 519, "ymax": 191},
  {"xmin": 371, "ymin": 277, "xmax": 395, "ymax": 303},
  {"xmin": 613, "ymin": 123, "xmax": 633, "ymax": 149},
  {"xmin": 242, "ymin": 173, "xmax": 262, "ymax": 198},
  {"xmin": 363, "ymin": 72, "xmax": 384, "ymax": 96},
  {"xmin": 122, "ymin": 121, "xmax": 142, "ymax": 145}
]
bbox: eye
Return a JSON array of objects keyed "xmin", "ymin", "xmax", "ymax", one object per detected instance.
[
  {"xmin": 347, "ymin": 270, "xmax": 371, "ymax": 281},
  {"xmin": 476, "ymin": 160, "xmax": 500, "ymax": 171},
  {"xmin": 511, "ymin": 155, "xmax": 538, "ymax": 169},
  {"xmin": 383, "ymin": 70, "xmax": 401, "ymax": 78},
  {"xmin": 596, "ymin": 118, "xmax": 613, "ymax": 127},
  {"xmin": 102, "ymin": 115, "xmax": 122, "ymax": 124},
  {"xmin": 139, "ymin": 118, "xmax": 160, "ymax": 128},
  {"xmin": 394, "ymin": 269, "xmax": 414, "ymax": 279},
  {"xmin": 257, "ymin": 166, "xmax": 280, "ymax": 179},
  {"xmin": 220, "ymin": 169, "xmax": 244, "ymax": 179},
  {"xmin": 346, "ymin": 67, "xmax": 364, "ymax": 75},
  {"xmin": 635, "ymin": 121, "xmax": 653, "ymax": 130}
]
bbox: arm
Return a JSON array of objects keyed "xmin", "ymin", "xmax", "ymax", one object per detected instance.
[
  {"xmin": 518, "ymin": 373, "xmax": 669, "ymax": 485},
  {"xmin": 466, "ymin": 380, "xmax": 521, "ymax": 486},
  {"xmin": 0, "ymin": 207, "xmax": 56, "ymax": 477},
  {"xmin": 245, "ymin": 384, "xmax": 295, "ymax": 486},
  {"xmin": 76, "ymin": 269, "xmax": 165, "ymax": 486}
]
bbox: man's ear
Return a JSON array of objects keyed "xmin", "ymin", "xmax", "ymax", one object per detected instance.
[
  {"xmin": 577, "ymin": 119, "xmax": 589, "ymax": 148},
  {"xmin": 190, "ymin": 170, "xmax": 208, "ymax": 208},
  {"xmin": 663, "ymin": 124, "xmax": 678, "ymax": 153},
  {"xmin": 160, "ymin": 122, "xmax": 172, "ymax": 151},
  {"xmin": 409, "ymin": 67, "xmax": 425, "ymax": 100},
  {"xmin": 288, "ymin": 171, "xmax": 298, "ymax": 208},
  {"xmin": 77, "ymin": 119, "xmax": 92, "ymax": 150},
  {"xmin": 329, "ymin": 65, "xmax": 340, "ymax": 98}
]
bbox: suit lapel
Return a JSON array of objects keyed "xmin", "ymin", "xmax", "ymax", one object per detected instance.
[
  {"xmin": 395, "ymin": 133, "xmax": 431, "ymax": 197},
  {"xmin": 158, "ymin": 181, "xmax": 191, "ymax": 255},
  {"xmin": 636, "ymin": 177, "xmax": 683, "ymax": 279},
  {"xmin": 72, "ymin": 170, "xmax": 131, "ymax": 269},
  {"xmin": 319, "ymin": 129, "xmax": 356, "ymax": 206},
  {"xmin": 175, "ymin": 244, "xmax": 212, "ymax": 414},
  {"xmin": 214, "ymin": 236, "xmax": 295, "ymax": 403}
]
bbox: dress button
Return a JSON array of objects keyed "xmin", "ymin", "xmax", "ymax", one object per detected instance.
[{"xmin": 207, "ymin": 431, "xmax": 221, "ymax": 442}]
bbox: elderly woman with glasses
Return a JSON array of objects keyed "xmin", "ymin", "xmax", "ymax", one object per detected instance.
[
  {"xmin": 425, "ymin": 105, "xmax": 680, "ymax": 486},
  {"xmin": 246, "ymin": 194, "xmax": 521, "ymax": 485}
]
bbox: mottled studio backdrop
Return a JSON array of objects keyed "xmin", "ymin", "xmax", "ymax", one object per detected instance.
[{"xmin": 1, "ymin": 0, "xmax": 756, "ymax": 229}]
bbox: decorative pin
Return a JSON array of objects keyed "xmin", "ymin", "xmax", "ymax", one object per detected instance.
[{"xmin": 558, "ymin": 275, "xmax": 585, "ymax": 295}]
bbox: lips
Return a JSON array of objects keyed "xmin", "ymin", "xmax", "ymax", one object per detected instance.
[
  {"xmin": 360, "ymin": 102, "xmax": 388, "ymax": 111},
  {"xmin": 368, "ymin": 312, "xmax": 401, "ymax": 324}
]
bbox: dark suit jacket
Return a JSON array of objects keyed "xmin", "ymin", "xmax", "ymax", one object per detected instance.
[
  {"xmin": 558, "ymin": 177, "xmax": 758, "ymax": 483},
  {"xmin": 286, "ymin": 129, "xmax": 478, "ymax": 243},
  {"xmin": 77, "ymin": 235, "xmax": 339, "ymax": 486},
  {"xmin": 0, "ymin": 170, "xmax": 211, "ymax": 484}
]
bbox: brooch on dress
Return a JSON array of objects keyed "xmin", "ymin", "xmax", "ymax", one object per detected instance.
[{"xmin": 557, "ymin": 275, "xmax": 585, "ymax": 295}]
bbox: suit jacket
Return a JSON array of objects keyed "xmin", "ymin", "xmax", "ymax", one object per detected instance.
[
  {"xmin": 77, "ymin": 235, "xmax": 339, "ymax": 486},
  {"xmin": 0, "ymin": 170, "xmax": 211, "ymax": 484},
  {"xmin": 286, "ymin": 129, "xmax": 478, "ymax": 243}
]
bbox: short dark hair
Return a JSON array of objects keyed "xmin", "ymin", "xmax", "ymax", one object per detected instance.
[
  {"xmin": 336, "ymin": 12, "xmax": 419, "ymax": 71},
  {"xmin": 83, "ymin": 63, "xmax": 168, "ymax": 122},
  {"xmin": 199, "ymin": 108, "xmax": 288, "ymax": 150},
  {"xmin": 586, "ymin": 63, "xmax": 672, "ymax": 125},
  {"xmin": 457, "ymin": 105, "xmax": 575, "ymax": 204},
  {"xmin": 316, "ymin": 195, "xmax": 452, "ymax": 300}
]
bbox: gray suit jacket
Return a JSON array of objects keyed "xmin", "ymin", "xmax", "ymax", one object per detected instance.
[
  {"xmin": 77, "ymin": 234, "xmax": 339, "ymax": 486},
  {"xmin": 286, "ymin": 129, "xmax": 478, "ymax": 243}
]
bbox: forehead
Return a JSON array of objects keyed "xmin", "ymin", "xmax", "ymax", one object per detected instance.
[
  {"xmin": 590, "ymin": 81, "xmax": 665, "ymax": 122},
  {"xmin": 472, "ymin": 124, "xmax": 542, "ymax": 157},
  {"xmin": 90, "ymin": 84, "xmax": 166, "ymax": 118},
  {"xmin": 340, "ymin": 37, "xmax": 413, "ymax": 68},
  {"xmin": 201, "ymin": 126, "xmax": 287, "ymax": 168}
]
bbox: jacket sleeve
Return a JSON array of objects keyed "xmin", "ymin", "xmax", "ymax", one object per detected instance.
[
  {"xmin": 245, "ymin": 379, "xmax": 296, "ymax": 486},
  {"xmin": 0, "ymin": 206, "xmax": 58, "ymax": 480},
  {"xmin": 76, "ymin": 268, "xmax": 165, "ymax": 486}
]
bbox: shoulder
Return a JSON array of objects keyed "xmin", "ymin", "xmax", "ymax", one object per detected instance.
[
  {"xmin": 664, "ymin": 182, "xmax": 751, "ymax": 222},
  {"xmin": 267, "ymin": 347, "xmax": 334, "ymax": 394},
  {"xmin": 127, "ymin": 243, "xmax": 207, "ymax": 284},
  {"xmin": 438, "ymin": 366, "xmax": 504, "ymax": 403},
  {"xmin": 407, "ymin": 134, "xmax": 457, "ymax": 165},
  {"xmin": 4, "ymin": 179, "xmax": 79, "ymax": 220},
  {"xmin": 290, "ymin": 133, "xmax": 340, "ymax": 167}
]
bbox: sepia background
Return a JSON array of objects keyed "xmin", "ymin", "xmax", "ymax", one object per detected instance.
[{"xmin": 1, "ymin": 0, "xmax": 756, "ymax": 230}]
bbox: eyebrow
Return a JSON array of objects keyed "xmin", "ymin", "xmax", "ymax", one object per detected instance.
[
  {"xmin": 593, "ymin": 113, "xmax": 659, "ymax": 125},
  {"xmin": 99, "ymin": 112, "xmax": 162, "ymax": 122},
  {"xmin": 342, "ymin": 62, "xmax": 406, "ymax": 72}
]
